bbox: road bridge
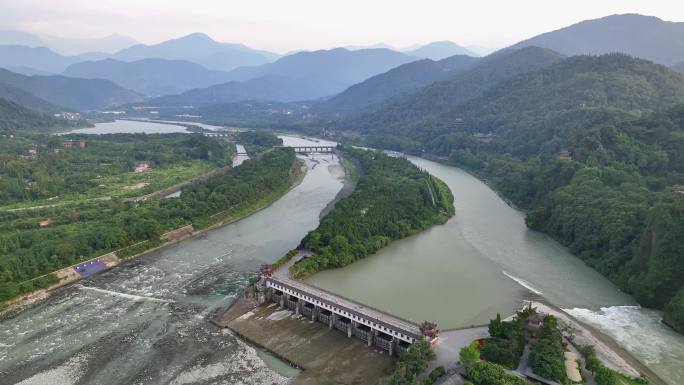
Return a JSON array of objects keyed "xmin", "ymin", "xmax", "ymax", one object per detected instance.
[{"xmin": 264, "ymin": 275, "xmax": 422, "ymax": 356}]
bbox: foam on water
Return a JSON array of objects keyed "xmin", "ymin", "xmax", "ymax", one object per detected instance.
[
  {"xmin": 502, "ymin": 271, "xmax": 543, "ymax": 295},
  {"xmin": 564, "ymin": 306, "xmax": 684, "ymax": 385}
]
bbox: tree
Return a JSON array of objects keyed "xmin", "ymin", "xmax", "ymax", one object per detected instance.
[{"xmin": 459, "ymin": 341, "xmax": 481, "ymax": 366}]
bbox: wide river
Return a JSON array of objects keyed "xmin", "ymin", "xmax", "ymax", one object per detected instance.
[{"xmin": 1, "ymin": 121, "xmax": 682, "ymax": 385}]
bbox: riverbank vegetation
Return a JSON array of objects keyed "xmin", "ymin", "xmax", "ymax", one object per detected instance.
[
  {"xmin": 290, "ymin": 146, "xmax": 454, "ymax": 278},
  {"xmin": 578, "ymin": 345, "xmax": 649, "ymax": 385},
  {"xmin": 0, "ymin": 145, "xmax": 297, "ymax": 302}
]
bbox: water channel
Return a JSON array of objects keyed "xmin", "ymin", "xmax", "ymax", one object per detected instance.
[{"xmin": 1, "ymin": 121, "xmax": 682, "ymax": 385}]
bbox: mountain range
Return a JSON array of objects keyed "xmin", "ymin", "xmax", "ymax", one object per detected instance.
[
  {"xmin": 64, "ymin": 58, "xmax": 236, "ymax": 96},
  {"xmin": 110, "ymin": 33, "xmax": 279, "ymax": 72},
  {"xmin": 509, "ymin": 14, "xmax": 684, "ymax": 65},
  {"xmin": 0, "ymin": 69, "xmax": 142, "ymax": 111},
  {"xmin": 0, "ymin": 29, "xmax": 137, "ymax": 55},
  {"xmin": 150, "ymin": 48, "xmax": 419, "ymax": 105}
]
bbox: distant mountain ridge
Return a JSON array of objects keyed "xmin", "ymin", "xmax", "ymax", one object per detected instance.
[
  {"xmin": 111, "ymin": 33, "xmax": 279, "ymax": 72},
  {"xmin": 405, "ymin": 41, "xmax": 478, "ymax": 60},
  {"xmin": 0, "ymin": 45, "xmax": 79, "ymax": 73},
  {"xmin": 64, "ymin": 58, "xmax": 236, "ymax": 96},
  {"xmin": 0, "ymin": 68, "xmax": 143, "ymax": 111},
  {"xmin": 150, "ymin": 48, "xmax": 418, "ymax": 105},
  {"xmin": 314, "ymin": 54, "xmax": 480, "ymax": 116},
  {"xmin": 508, "ymin": 14, "xmax": 684, "ymax": 65}
]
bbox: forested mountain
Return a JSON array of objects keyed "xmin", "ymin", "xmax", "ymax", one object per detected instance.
[
  {"xmin": 150, "ymin": 48, "xmax": 418, "ymax": 105},
  {"xmin": 335, "ymin": 53, "xmax": 684, "ymax": 331},
  {"xmin": 405, "ymin": 41, "xmax": 478, "ymax": 60},
  {"xmin": 0, "ymin": 97, "xmax": 70, "ymax": 132},
  {"xmin": 508, "ymin": 14, "xmax": 684, "ymax": 65},
  {"xmin": 111, "ymin": 33, "xmax": 278, "ymax": 72},
  {"xmin": 0, "ymin": 45, "xmax": 79, "ymax": 73},
  {"xmin": 0, "ymin": 80, "xmax": 61, "ymax": 112},
  {"xmin": 340, "ymin": 46, "xmax": 564, "ymax": 142},
  {"xmin": 64, "ymin": 58, "xmax": 235, "ymax": 96},
  {"xmin": 0, "ymin": 69, "xmax": 143, "ymax": 111},
  {"xmin": 313, "ymin": 54, "xmax": 479, "ymax": 116}
]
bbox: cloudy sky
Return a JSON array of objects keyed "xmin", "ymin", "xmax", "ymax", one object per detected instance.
[{"xmin": 1, "ymin": 0, "xmax": 682, "ymax": 52}]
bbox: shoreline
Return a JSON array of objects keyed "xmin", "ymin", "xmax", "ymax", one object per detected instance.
[{"xmin": 0, "ymin": 158, "xmax": 308, "ymax": 320}]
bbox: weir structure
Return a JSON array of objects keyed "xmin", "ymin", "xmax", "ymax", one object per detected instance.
[{"xmin": 263, "ymin": 275, "xmax": 422, "ymax": 356}]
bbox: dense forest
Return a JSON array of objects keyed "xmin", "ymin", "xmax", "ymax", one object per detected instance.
[
  {"xmin": 290, "ymin": 146, "xmax": 454, "ymax": 278},
  {"xmin": 329, "ymin": 53, "xmax": 684, "ymax": 332},
  {"xmin": 0, "ymin": 133, "xmax": 234, "ymax": 206},
  {"xmin": 0, "ymin": 145, "xmax": 297, "ymax": 302}
]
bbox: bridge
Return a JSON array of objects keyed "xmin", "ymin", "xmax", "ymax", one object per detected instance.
[
  {"xmin": 287, "ymin": 145, "xmax": 335, "ymax": 154},
  {"xmin": 203, "ymin": 132, "xmax": 234, "ymax": 138},
  {"xmin": 264, "ymin": 275, "xmax": 423, "ymax": 356}
]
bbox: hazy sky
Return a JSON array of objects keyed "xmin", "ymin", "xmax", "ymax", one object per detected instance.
[{"xmin": 1, "ymin": 0, "xmax": 683, "ymax": 52}]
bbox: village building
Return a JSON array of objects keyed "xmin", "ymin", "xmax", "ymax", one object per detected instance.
[{"xmin": 63, "ymin": 139, "xmax": 87, "ymax": 149}]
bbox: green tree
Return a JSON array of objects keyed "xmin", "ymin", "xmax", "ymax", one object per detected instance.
[{"xmin": 459, "ymin": 341, "xmax": 481, "ymax": 366}]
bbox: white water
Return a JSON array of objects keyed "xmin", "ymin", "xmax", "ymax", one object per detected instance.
[{"xmin": 502, "ymin": 271, "xmax": 543, "ymax": 295}]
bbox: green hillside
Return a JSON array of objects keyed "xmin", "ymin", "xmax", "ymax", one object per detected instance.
[{"xmin": 0, "ymin": 97, "xmax": 73, "ymax": 132}]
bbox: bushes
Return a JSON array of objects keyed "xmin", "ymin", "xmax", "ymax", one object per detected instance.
[
  {"xmin": 467, "ymin": 361, "xmax": 532, "ymax": 385},
  {"xmin": 388, "ymin": 337, "xmax": 436, "ymax": 385},
  {"xmin": 529, "ymin": 315, "xmax": 566, "ymax": 383},
  {"xmin": 422, "ymin": 366, "xmax": 446, "ymax": 385},
  {"xmin": 480, "ymin": 313, "xmax": 525, "ymax": 368}
]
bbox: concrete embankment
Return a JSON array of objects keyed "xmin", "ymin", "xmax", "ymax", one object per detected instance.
[{"xmin": 213, "ymin": 298, "xmax": 395, "ymax": 385}]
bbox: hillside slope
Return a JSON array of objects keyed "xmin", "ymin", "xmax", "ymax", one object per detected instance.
[
  {"xmin": 314, "ymin": 54, "xmax": 479, "ymax": 116},
  {"xmin": 0, "ymin": 97, "xmax": 70, "ymax": 132},
  {"xmin": 341, "ymin": 46, "xmax": 564, "ymax": 142},
  {"xmin": 508, "ymin": 14, "xmax": 684, "ymax": 65}
]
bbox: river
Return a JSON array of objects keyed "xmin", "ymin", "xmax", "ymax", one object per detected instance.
[
  {"xmin": 2, "ymin": 120, "xmax": 682, "ymax": 385},
  {"xmin": 307, "ymin": 156, "xmax": 684, "ymax": 385}
]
